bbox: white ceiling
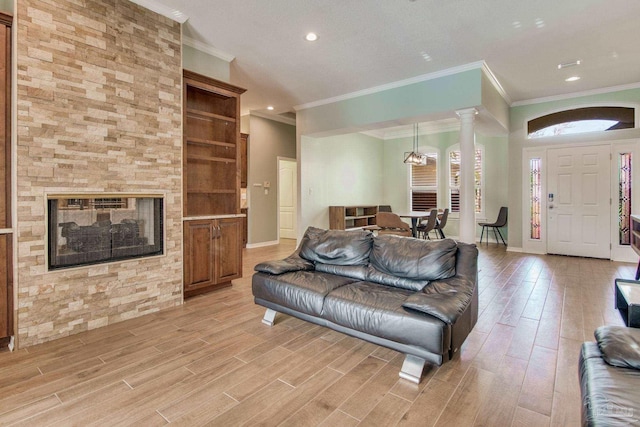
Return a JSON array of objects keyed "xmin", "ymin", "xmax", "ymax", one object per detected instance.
[{"xmin": 146, "ymin": 0, "xmax": 640, "ymax": 119}]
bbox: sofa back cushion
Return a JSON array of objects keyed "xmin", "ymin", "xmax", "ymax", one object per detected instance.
[
  {"xmin": 365, "ymin": 265, "xmax": 429, "ymax": 291},
  {"xmin": 299, "ymin": 227, "xmax": 373, "ymax": 266},
  {"xmin": 370, "ymin": 235, "xmax": 457, "ymax": 283}
]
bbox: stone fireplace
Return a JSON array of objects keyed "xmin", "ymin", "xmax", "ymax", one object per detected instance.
[
  {"xmin": 15, "ymin": 0, "xmax": 184, "ymax": 347},
  {"xmin": 48, "ymin": 195, "xmax": 163, "ymax": 270}
]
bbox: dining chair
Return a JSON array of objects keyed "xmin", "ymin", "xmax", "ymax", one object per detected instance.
[
  {"xmin": 416, "ymin": 209, "xmax": 439, "ymax": 239},
  {"xmin": 479, "ymin": 206, "xmax": 508, "ymax": 245},
  {"xmin": 434, "ymin": 208, "xmax": 449, "ymax": 239},
  {"xmin": 376, "ymin": 212, "xmax": 412, "ymax": 237}
]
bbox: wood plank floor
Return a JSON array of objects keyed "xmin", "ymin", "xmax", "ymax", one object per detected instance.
[{"xmin": 0, "ymin": 240, "xmax": 634, "ymax": 426}]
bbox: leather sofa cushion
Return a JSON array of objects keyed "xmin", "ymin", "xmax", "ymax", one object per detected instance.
[
  {"xmin": 402, "ymin": 276, "xmax": 475, "ymax": 324},
  {"xmin": 254, "ymin": 256, "xmax": 314, "ymax": 275},
  {"xmin": 365, "ymin": 265, "xmax": 429, "ymax": 292},
  {"xmin": 252, "ymin": 270, "xmax": 358, "ymax": 317},
  {"xmin": 322, "ymin": 281, "xmax": 448, "ymax": 355},
  {"xmin": 370, "ymin": 235, "xmax": 457, "ymax": 284},
  {"xmin": 315, "ymin": 263, "xmax": 368, "ymax": 281},
  {"xmin": 579, "ymin": 341, "xmax": 640, "ymax": 425},
  {"xmin": 595, "ymin": 325, "xmax": 640, "ymax": 370},
  {"xmin": 299, "ymin": 227, "xmax": 373, "ymax": 266}
]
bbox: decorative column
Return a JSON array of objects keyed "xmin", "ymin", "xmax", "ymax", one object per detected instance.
[{"xmin": 456, "ymin": 108, "xmax": 477, "ymax": 244}]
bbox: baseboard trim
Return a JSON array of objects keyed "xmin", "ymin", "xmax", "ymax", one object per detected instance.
[
  {"xmin": 246, "ymin": 240, "xmax": 279, "ymax": 249},
  {"xmin": 506, "ymin": 246, "xmax": 524, "ymax": 253}
]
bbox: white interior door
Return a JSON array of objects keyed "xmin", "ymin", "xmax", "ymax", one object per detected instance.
[
  {"xmin": 278, "ymin": 159, "xmax": 297, "ymax": 239},
  {"xmin": 547, "ymin": 145, "xmax": 610, "ymax": 258}
]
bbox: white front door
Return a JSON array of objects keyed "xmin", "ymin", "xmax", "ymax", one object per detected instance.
[
  {"xmin": 278, "ymin": 159, "xmax": 297, "ymax": 239},
  {"xmin": 547, "ymin": 145, "xmax": 611, "ymax": 258}
]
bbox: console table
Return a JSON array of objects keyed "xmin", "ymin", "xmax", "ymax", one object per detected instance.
[{"xmin": 615, "ymin": 278, "xmax": 640, "ymax": 328}]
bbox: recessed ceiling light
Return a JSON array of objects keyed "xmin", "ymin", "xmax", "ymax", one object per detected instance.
[
  {"xmin": 565, "ymin": 76, "xmax": 581, "ymax": 82},
  {"xmin": 420, "ymin": 51, "xmax": 432, "ymax": 61},
  {"xmin": 557, "ymin": 60, "xmax": 581, "ymax": 69},
  {"xmin": 305, "ymin": 32, "xmax": 318, "ymax": 42},
  {"xmin": 267, "ymin": 106, "xmax": 274, "ymax": 111},
  {"xmin": 535, "ymin": 18, "xmax": 545, "ymax": 28},
  {"xmin": 512, "ymin": 21, "xmax": 522, "ymax": 29}
]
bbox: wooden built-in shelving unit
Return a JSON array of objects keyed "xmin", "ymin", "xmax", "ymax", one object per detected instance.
[
  {"xmin": 182, "ymin": 70, "xmax": 246, "ymax": 297},
  {"xmin": 329, "ymin": 206, "xmax": 379, "ymax": 230}
]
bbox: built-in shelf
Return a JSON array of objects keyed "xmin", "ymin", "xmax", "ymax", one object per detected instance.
[
  {"xmin": 183, "ymin": 69, "xmax": 246, "ymax": 297},
  {"xmin": 187, "ymin": 154, "xmax": 236, "ymax": 163},
  {"xmin": 187, "ymin": 189, "xmax": 236, "ymax": 194},
  {"xmin": 186, "ymin": 137, "xmax": 235, "ymax": 148},
  {"xmin": 186, "ymin": 109, "xmax": 236, "ymax": 123}
]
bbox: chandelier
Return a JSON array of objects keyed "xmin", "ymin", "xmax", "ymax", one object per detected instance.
[{"xmin": 403, "ymin": 123, "xmax": 426, "ymax": 165}]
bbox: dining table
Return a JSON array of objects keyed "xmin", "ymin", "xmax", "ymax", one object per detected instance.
[{"xmin": 396, "ymin": 211, "xmax": 432, "ymax": 238}]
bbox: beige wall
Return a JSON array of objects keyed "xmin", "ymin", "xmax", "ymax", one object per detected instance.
[
  {"xmin": 246, "ymin": 115, "xmax": 296, "ymax": 244},
  {"xmin": 300, "ymin": 133, "xmax": 384, "ymax": 231},
  {"xmin": 0, "ymin": 0, "xmax": 11, "ymax": 13},
  {"xmin": 15, "ymin": 0, "xmax": 183, "ymax": 346}
]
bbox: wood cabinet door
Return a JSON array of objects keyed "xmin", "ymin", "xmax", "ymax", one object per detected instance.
[
  {"xmin": 0, "ymin": 234, "xmax": 11, "ymax": 339},
  {"xmin": 240, "ymin": 133, "xmax": 248, "ymax": 188},
  {"xmin": 183, "ymin": 220, "xmax": 216, "ymax": 291},
  {"xmin": 0, "ymin": 15, "xmax": 11, "ymax": 342},
  {"xmin": 215, "ymin": 218, "xmax": 242, "ymax": 282}
]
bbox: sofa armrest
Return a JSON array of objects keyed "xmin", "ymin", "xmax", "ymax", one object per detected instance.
[
  {"xmin": 453, "ymin": 242, "xmax": 478, "ymax": 282},
  {"xmin": 595, "ymin": 325, "xmax": 640, "ymax": 370},
  {"xmin": 402, "ymin": 276, "xmax": 475, "ymax": 324},
  {"xmin": 254, "ymin": 256, "xmax": 315, "ymax": 275}
]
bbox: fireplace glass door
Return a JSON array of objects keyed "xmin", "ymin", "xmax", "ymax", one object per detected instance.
[{"xmin": 48, "ymin": 195, "xmax": 163, "ymax": 270}]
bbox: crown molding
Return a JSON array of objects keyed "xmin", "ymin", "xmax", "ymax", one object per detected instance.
[
  {"xmin": 512, "ymin": 81, "xmax": 640, "ymax": 107},
  {"xmin": 128, "ymin": 0, "xmax": 188, "ymax": 23},
  {"xmin": 481, "ymin": 62, "xmax": 512, "ymax": 105},
  {"xmin": 182, "ymin": 36, "xmax": 235, "ymax": 63},
  {"xmin": 251, "ymin": 111, "xmax": 296, "ymax": 126},
  {"xmin": 294, "ymin": 61, "xmax": 486, "ymax": 111}
]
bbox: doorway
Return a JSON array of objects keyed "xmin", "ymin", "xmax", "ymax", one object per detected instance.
[
  {"xmin": 278, "ymin": 158, "xmax": 297, "ymax": 240},
  {"xmin": 546, "ymin": 145, "xmax": 611, "ymax": 258}
]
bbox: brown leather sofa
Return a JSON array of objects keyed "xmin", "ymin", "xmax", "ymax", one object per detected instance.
[
  {"xmin": 579, "ymin": 325, "xmax": 640, "ymax": 426},
  {"xmin": 252, "ymin": 226, "xmax": 478, "ymax": 383}
]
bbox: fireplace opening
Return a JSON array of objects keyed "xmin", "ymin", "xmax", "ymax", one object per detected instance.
[{"xmin": 48, "ymin": 195, "xmax": 164, "ymax": 270}]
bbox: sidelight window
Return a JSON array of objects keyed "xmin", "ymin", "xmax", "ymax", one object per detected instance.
[
  {"xmin": 529, "ymin": 158, "xmax": 542, "ymax": 240},
  {"xmin": 619, "ymin": 153, "xmax": 632, "ymax": 245}
]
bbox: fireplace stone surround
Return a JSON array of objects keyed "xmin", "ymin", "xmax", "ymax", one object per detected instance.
[{"xmin": 14, "ymin": 0, "xmax": 184, "ymax": 347}]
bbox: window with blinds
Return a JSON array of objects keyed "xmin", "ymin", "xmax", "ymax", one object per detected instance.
[
  {"xmin": 449, "ymin": 149, "xmax": 483, "ymax": 213},
  {"xmin": 410, "ymin": 153, "xmax": 437, "ymax": 211}
]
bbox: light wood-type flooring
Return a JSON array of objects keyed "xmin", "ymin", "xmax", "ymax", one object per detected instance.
[{"xmin": 0, "ymin": 240, "xmax": 634, "ymax": 426}]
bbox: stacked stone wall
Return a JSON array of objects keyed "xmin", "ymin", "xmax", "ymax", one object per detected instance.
[{"xmin": 15, "ymin": 0, "xmax": 183, "ymax": 346}]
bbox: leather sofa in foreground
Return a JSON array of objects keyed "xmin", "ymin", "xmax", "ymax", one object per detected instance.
[
  {"xmin": 579, "ymin": 325, "xmax": 640, "ymax": 426},
  {"xmin": 252, "ymin": 226, "xmax": 478, "ymax": 383}
]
